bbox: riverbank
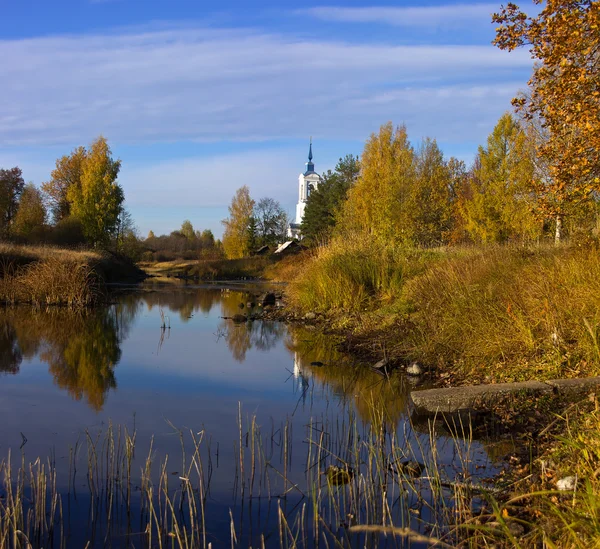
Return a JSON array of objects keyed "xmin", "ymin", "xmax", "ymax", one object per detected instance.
[
  {"xmin": 138, "ymin": 254, "xmax": 295, "ymax": 282},
  {"xmin": 0, "ymin": 243, "xmax": 145, "ymax": 307},
  {"xmin": 283, "ymin": 238, "xmax": 600, "ymax": 386},
  {"xmin": 273, "ymin": 237, "xmax": 600, "ymax": 546}
]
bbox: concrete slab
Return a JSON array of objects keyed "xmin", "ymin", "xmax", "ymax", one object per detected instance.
[
  {"xmin": 411, "ymin": 380, "xmax": 553, "ymax": 414},
  {"xmin": 546, "ymin": 377, "xmax": 600, "ymax": 395}
]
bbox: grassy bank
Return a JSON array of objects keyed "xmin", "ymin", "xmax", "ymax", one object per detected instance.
[
  {"xmin": 287, "ymin": 237, "xmax": 600, "ymax": 385},
  {"xmin": 0, "ymin": 243, "xmax": 144, "ymax": 307},
  {"xmin": 140, "ymin": 254, "xmax": 291, "ymax": 282}
]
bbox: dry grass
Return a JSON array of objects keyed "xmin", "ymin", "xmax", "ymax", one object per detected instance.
[
  {"xmin": 0, "ymin": 243, "xmax": 108, "ymax": 307},
  {"xmin": 289, "ymin": 234, "xmax": 441, "ymax": 313},
  {"xmin": 0, "ymin": 256, "xmax": 102, "ymax": 307},
  {"xmin": 289, "ymin": 237, "xmax": 600, "ymax": 383},
  {"xmin": 141, "ymin": 255, "xmax": 282, "ymax": 281},
  {"xmin": 0, "ymin": 242, "xmax": 100, "ymax": 266}
]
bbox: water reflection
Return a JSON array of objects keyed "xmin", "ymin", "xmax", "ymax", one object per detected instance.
[
  {"xmin": 0, "ymin": 319, "xmax": 22, "ymax": 374},
  {"xmin": 0, "ymin": 308, "xmax": 129, "ymax": 410},
  {"xmin": 0, "ymin": 287, "xmax": 411, "ymax": 422},
  {"xmin": 286, "ymin": 327, "xmax": 410, "ymax": 425},
  {"xmin": 219, "ymin": 290, "xmax": 286, "ymax": 361}
]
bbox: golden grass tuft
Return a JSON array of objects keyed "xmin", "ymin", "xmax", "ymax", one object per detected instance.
[
  {"xmin": 0, "ymin": 256, "xmax": 101, "ymax": 307},
  {"xmin": 0, "ymin": 243, "xmax": 106, "ymax": 307}
]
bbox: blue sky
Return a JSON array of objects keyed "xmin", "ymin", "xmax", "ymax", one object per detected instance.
[{"xmin": 0, "ymin": 0, "xmax": 534, "ymax": 238}]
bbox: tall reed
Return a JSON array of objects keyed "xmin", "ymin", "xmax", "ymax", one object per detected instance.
[{"xmin": 0, "ymin": 406, "xmax": 499, "ymax": 548}]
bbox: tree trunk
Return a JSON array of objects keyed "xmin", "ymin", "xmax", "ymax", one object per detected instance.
[{"xmin": 555, "ymin": 214, "xmax": 563, "ymax": 244}]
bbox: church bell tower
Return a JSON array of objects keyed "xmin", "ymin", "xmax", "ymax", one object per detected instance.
[{"xmin": 287, "ymin": 139, "xmax": 322, "ymax": 239}]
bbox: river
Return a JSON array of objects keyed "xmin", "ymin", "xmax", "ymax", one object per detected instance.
[{"xmin": 0, "ymin": 283, "xmax": 500, "ymax": 548}]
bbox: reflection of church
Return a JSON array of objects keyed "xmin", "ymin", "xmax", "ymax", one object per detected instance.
[{"xmin": 287, "ymin": 140, "xmax": 322, "ymax": 239}]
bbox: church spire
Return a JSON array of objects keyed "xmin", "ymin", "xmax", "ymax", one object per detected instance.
[{"xmin": 305, "ymin": 138, "xmax": 315, "ymax": 174}]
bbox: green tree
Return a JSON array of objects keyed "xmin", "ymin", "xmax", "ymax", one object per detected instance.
[
  {"xmin": 42, "ymin": 146, "xmax": 86, "ymax": 223},
  {"xmin": 222, "ymin": 186, "xmax": 255, "ymax": 258},
  {"xmin": 408, "ymin": 139, "xmax": 453, "ymax": 246},
  {"xmin": 339, "ymin": 123, "xmax": 415, "ymax": 243},
  {"xmin": 254, "ymin": 197, "xmax": 288, "ymax": 247},
  {"xmin": 181, "ymin": 219, "xmax": 195, "ymax": 241},
  {"xmin": 68, "ymin": 137, "xmax": 124, "ymax": 247},
  {"xmin": 463, "ymin": 113, "xmax": 540, "ymax": 243},
  {"xmin": 199, "ymin": 229, "xmax": 215, "ymax": 248},
  {"xmin": 13, "ymin": 183, "xmax": 47, "ymax": 240},
  {"xmin": 302, "ymin": 154, "xmax": 359, "ymax": 243},
  {"xmin": 0, "ymin": 167, "xmax": 25, "ymax": 237}
]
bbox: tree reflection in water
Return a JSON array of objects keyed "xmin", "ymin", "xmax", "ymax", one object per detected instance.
[
  {"xmin": 286, "ymin": 326, "xmax": 410, "ymax": 426},
  {"xmin": 0, "ymin": 287, "xmax": 409, "ymax": 420},
  {"xmin": 0, "ymin": 319, "xmax": 22, "ymax": 375},
  {"xmin": 0, "ymin": 305, "xmax": 135, "ymax": 411},
  {"xmin": 138, "ymin": 286, "xmax": 222, "ymax": 321},
  {"xmin": 219, "ymin": 290, "xmax": 286, "ymax": 362}
]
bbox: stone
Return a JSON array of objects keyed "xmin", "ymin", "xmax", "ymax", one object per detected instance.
[
  {"xmin": 304, "ymin": 312, "xmax": 317, "ymax": 321},
  {"xmin": 406, "ymin": 362, "xmax": 424, "ymax": 376},
  {"xmin": 411, "ymin": 380, "xmax": 554, "ymax": 414},
  {"xmin": 546, "ymin": 377, "xmax": 600, "ymax": 395},
  {"xmin": 556, "ymin": 476, "xmax": 577, "ymax": 491}
]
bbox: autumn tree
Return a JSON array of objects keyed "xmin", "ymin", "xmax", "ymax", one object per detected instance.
[
  {"xmin": 42, "ymin": 146, "xmax": 86, "ymax": 223},
  {"xmin": 13, "ymin": 183, "xmax": 47, "ymax": 240},
  {"xmin": 302, "ymin": 154, "xmax": 359, "ymax": 242},
  {"xmin": 0, "ymin": 167, "xmax": 25, "ymax": 237},
  {"xmin": 254, "ymin": 197, "xmax": 288, "ymax": 248},
  {"xmin": 68, "ymin": 137, "xmax": 124, "ymax": 246},
  {"xmin": 462, "ymin": 113, "xmax": 540, "ymax": 243},
  {"xmin": 222, "ymin": 186, "xmax": 255, "ymax": 258},
  {"xmin": 339, "ymin": 123, "xmax": 415, "ymax": 243},
  {"xmin": 493, "ymin": 1, "xmax": 600, "ymax": 241},
  {"xmin": 407, "ymin": 139, "xmax": 454, "ymax": 246},
  {"xmin": 181, "ymin": 220, "xmax": 195, "ymax": 241}
]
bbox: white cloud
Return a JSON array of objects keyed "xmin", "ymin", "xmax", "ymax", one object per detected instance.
[
  {"xmin": 0, "ymin": 25, "xmax": 531, "ymax": 147},
  {"xmin": 301, "ymin": 4, "xmax": 500, "ymax": 28}
]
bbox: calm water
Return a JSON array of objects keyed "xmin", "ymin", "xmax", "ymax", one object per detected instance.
[{"xmin": 0, "ymin": 284, "xmax": 498, "ymax": 547}]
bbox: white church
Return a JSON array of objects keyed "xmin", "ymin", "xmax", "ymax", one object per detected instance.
[{"xmin": 287, "ymin": 140, "xmax": 322, "ymax": 239}]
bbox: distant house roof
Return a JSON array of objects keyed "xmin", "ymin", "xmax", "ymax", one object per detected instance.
[
  {"xmin": 274, "ymin": 240, "xmax": 300, "ymax": 254},
  {"xmin": 254, "ymin": 245, "xmax": 270, "ymax": 255}
]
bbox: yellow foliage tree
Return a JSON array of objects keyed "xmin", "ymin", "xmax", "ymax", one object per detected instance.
[
  {"xmin": 493, "ymin": 1, "xmax": 600, "ymax": 240},
  {"xmin": 13, "ymin": 183, "xmax": 47, "ymax": 239},
  {"xmin": 340, "ymin": 122, "xmax": 415, "ymax": 243},
  {"xmin": 67, "ymin": 137, "xmax": 123, "ymax": 246},
  {"xmin": 222, "ymin": 185, "xmax": 255, "ymax": 259},
  {"xmin": 42, "ymin": 146, "xmax": 86, "ymax": 223},
  {"xmin": 462, "ymin": 113, "xmax": 540, "ymax": 243}
]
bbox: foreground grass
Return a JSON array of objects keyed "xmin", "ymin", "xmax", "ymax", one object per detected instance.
[
  {"xmin": 482, "ymin": 393, "xmax": 600, "ymax": 548},
  {"xmin": 288, "ymin": 236, "xmax": 600, "ymax": 384},
  {"xmin": 0, "ymin": 406, "xmax": 505, "ymax": 548},
  {"xmin": 0, "ymin": 243, "xmax": 143, "ymax": 307}
]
